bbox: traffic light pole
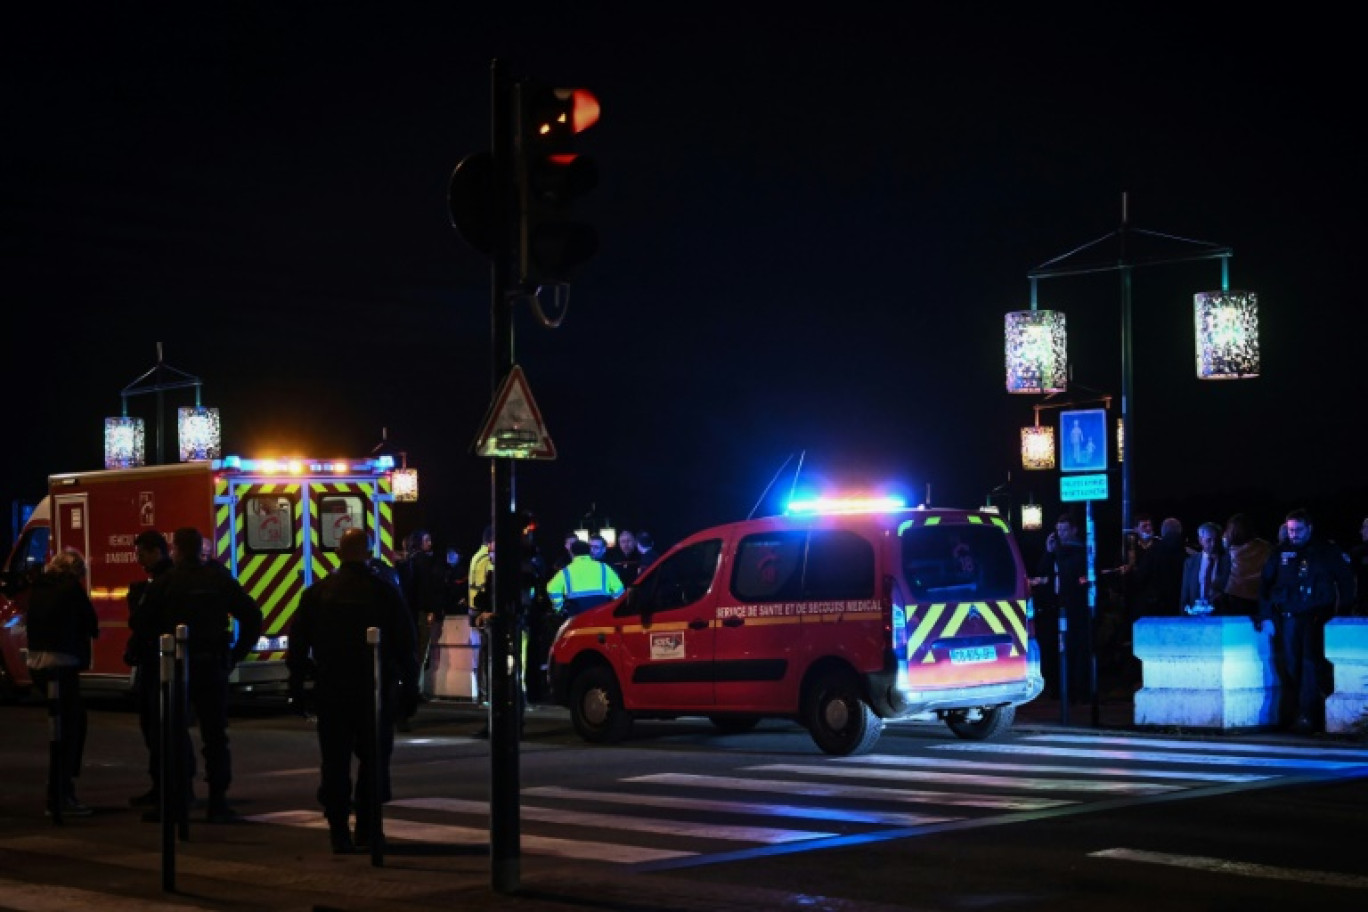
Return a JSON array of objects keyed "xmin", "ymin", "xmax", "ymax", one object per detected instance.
[
  {"xmin": 487, "ymin": 57, "xmax": 522, "ymax": 894},
  {"xmin": 460, "ymin": 58, "xmax": 598, "ymax": 892}
]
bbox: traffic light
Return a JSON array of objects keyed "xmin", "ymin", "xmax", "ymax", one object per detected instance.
[{"xmin": 515, "ymin": 82, "xmax": 599, "ymax": 285}]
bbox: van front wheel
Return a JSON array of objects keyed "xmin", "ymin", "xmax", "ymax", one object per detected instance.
[
  {"xmin": 804, "ymin": 671, "xmax": 882, "ymax": 756},
  {"xmin": 569, "ymin": 666, "xmax": 633, "ymax": 744}
]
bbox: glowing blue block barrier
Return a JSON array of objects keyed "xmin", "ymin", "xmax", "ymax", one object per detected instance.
[
  {"xmin": 1325, "ymin": 618, "xmax": 1368, "ymax": 735},
  {"xmin": 1133, "ymin": 616, "xmax": 1280, "ymax": 730}
]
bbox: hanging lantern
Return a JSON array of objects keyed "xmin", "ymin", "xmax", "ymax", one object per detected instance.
[
  {"xmin": 104, "ymin": 416, "xmax": 145, "ymax": 469},
  {"xmin": 1021, "ymin": 502, "xmax": 1044, "ymax": 531},
  {"xmin": 1021, "ymin": 424, "xmax": 1056, "ymax": 470},
  {"xmin": 392, "ymin": 467, "xmax": 419, "ymax": 502},
  {"xmin": 177, "ymin": 406, "xmax": 222, "ymax": 462},
  {"xmin": 391, "ymin": 450, "xmax": 419, "ymax": 503},
  {"xmin": 1194, "ymin": 291, "xmax": 1259, "ymax": 379},
  {"xmin": 1005, "ymin": 309, "xmax": 1068, "ymax": 394}
]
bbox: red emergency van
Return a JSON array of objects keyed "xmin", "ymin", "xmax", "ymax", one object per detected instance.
[
  {"xmin": 0, "ymin": 456, "xmax": 399, "ymax": 698},
  {"xmin": 548, "ymin": 497, "xmax": 1043, "ymax": 755}
]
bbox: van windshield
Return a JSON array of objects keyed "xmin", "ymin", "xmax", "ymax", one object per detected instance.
[{"xmin": 901, "ymin": 524, "xmax": 1018, "ymax": 601}]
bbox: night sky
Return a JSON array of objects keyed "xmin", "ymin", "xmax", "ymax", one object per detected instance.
[{"xmin": 5, "ymin": 5, "xmax": 1365, "ymax": 560}]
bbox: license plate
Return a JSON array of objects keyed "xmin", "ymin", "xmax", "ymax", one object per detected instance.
[{"xmin": 949, "ymin": 645, "xmax": 997, "ymax": 665}]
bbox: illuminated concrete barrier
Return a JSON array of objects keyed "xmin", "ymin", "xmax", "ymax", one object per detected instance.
[
  {"xmin": 1133, "ymin": 616, "xmax": 1279, "ymax": 730},
  {"xmin": 427, "ymin": 615, "xmax": 478, "ymax": 700},
  {"xmin": 1325, "ymin": 618, "xmax": 1368, "ymax": 735}
]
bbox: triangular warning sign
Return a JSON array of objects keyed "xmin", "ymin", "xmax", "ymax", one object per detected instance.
[{"xmin": 473, "ymin": 365, "xmax": 557, "ymax": 460}]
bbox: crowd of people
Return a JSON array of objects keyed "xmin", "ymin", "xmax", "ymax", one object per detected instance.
[
  {"xmin": 21, "ymin": 510, "xmax": 661, "ymax": 852},
  {"xmin": 1032, "ymin": 507, "xmax": 1366, "ymax": 735},
  {"xmin": 24, "ymin": 502, "xmax": 1364, "ymax": 847}
]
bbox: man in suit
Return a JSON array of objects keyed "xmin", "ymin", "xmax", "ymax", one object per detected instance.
[{"xmin": 1179, "ymin": 522, "xmax": 1228, "ymax": 612}]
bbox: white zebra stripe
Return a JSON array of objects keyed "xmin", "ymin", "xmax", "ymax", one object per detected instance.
[
  {"xmin": 246, "ymin": 809, "xmax": 695, "ymax": 863},
  {"xmin": 625, "ymin": 772, "xmax": 1075, "ymax": 809},
  {"xmin": 392, "ymin": 796, "xmax": 832, "ymax": 843},
  {"xmin": 750, "ymin": 763, "xmax": 1180, "ymax": 793},
  {"xmin": 839, "ymin": 752, "xmax": 1269, "ymax": 782},
  {"xmin": 522, "ymin": 784, "xmax": 958, "ymax": 826}
]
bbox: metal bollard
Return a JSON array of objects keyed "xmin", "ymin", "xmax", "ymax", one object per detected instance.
[
  {"xmin": 46, "ymin": 676, "xmax": 63, "ymax": 825},
  {"xmin": 367, "ymin": 626, "xmax": 384, "ymax": 867},
  {"xmin": 158, "ymin": 633, "xmax": 176, "ymax": 891},
  {"xmin": 174, "ymin": 624, "xmax": 189, "ymax": 840},
  {"xmin": 1058, "ymin": 614, "xmax": 1070, "ymax": 726}
]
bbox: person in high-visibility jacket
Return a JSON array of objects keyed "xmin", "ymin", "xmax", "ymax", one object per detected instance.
[{"xmin": 547, "ymin": 539, "xmax": 624, "ymax": 617}]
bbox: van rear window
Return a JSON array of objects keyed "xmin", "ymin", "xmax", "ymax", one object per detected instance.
[
  {"xmin": 243, "ymin": 494, "xmax": 296, "ymax": 553},
  {"xmin": 732, "ymin": 530, "xmax": 874, "ymax": 602},
  {"xmin": 901, "ymin": 524, "xmax": 1018, "ymax": 601},
  {"xmin": 318, "ymin": 495, "xmax": 365, "ymax": 549}
]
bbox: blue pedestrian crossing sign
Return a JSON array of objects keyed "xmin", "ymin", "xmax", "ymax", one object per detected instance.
[{"xmin": 1059, "ymin": 408, "xmax": 1108, "ymax": 473}]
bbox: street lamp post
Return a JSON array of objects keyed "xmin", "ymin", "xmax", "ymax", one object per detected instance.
[{"xmin": 1019, "ymin": 193, "xmax": 1254, "ymax": 554}]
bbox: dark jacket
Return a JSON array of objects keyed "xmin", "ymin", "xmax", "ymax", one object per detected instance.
[
  {"xmin": 1179, "ymin": 550, "xmax": 1230, "ymax": 611},
  {"xmin": 125, "ymin": 556, "xmax": 173, "ymax": 666},
  {"xmin": 1258, "ymin": 537, "xmax": 1356, "ymax": 621},
  {"xmin": 399, "ymin": 550, "xmax": 443, "ymax": 621},
  {"xmin": 26, "ymin": 572, "xmax": 99, "ymax": 669},
  {"xmin": 287, "ymin": 561, "xmax": 419, "ymax": 703},
  {"xmin": 1038, "ymin": 539, "xmax": 1088, "ymax": 613},
  {"xmin": 139, "ymin": 560, "xmax": 263, "ymax": 664},
  {"xmin": 1132, "ymin": 532, "xmax": 1187, "ymax": 615}
]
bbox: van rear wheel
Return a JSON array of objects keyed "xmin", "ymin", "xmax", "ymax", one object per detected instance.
[
  {"xmin": 945, "ymin": 704, "xmax": 1015, "ymax": 741},
  {"xmin": 569, "ymin": 665, "xmax": 633, "ymax": 744},
  {"xmin": 804, "ymin": 671, "xmax": 882, "ymax": 756}
]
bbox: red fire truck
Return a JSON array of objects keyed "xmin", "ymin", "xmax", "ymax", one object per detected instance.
[{"xmin": 0, "ymin": 456, "xmax": 400, "ymax": 698}]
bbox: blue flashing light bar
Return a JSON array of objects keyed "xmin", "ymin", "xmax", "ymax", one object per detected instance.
[
  {"xmin": 213, "ymin": 456, "xmax": 391, "ymax": 475},
  {"xmin": 785, "ymin": 495, "xmax": 908, "ymax": 516}
]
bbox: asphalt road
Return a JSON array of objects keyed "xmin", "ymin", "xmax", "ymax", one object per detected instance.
[{"xmin": 1, "ymin": 694, "xmax": 1366, "ymax": 911}]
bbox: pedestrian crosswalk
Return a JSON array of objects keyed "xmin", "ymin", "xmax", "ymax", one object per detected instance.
[{"xmin": 246, "ymin": 733, "xmax": 1368, "ymax": 869}]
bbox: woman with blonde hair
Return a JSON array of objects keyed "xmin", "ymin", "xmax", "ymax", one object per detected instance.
[{"xmin": 25, "ymin": 549, "xmax": 99, "ymax": 816}]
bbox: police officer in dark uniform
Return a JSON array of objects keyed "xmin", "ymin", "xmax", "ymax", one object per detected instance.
[
  {"xmin": 1035, "ymin": 512, "xmax": 1092, "ymax": 703},
  {"xmin": 125, "ymin": 529, "xmax": 182, "ymax": 808},
  {"xmin": 140, "ymin": 527, "xmax": 263, "ymax": 822},
  {"xmin": 287, "ymin": 527, "xmax": 419, "ymax": 853},
  {"xmin": 1256, "ymin": 508, "xmax": 1355, "ymax": 734}
]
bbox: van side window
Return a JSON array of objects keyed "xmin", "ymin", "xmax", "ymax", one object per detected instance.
[
  {"xmin": 620, "ymin": 538, "xmax": 722, "ymax": 616},
  {"xmin": 732, "ymin": 532, "xmax": 805, "ymax": 602},
  {"xmin": 244, "ymin": 494, "xmax": 296, "ymax": 553},
  {"xmin": 900, "ymin": 525, "xmax": 1018, "ymax": 601},
  {"xmin": 805, "ymin": 530, "xmax": 875, "ymax": 600},
  {"xmin": 3, "ymin": 525, "xmax": 50, "ymax": 584},
  {"xmin": 732, "ymin": 530, "xmax": 874, "ymax": 602}
]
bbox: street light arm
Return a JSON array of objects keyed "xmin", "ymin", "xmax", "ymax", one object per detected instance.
[
  {"xmin": 1029, "ymin": 225, "xmax": 1232, "ymax": 281},
  {"xmin": 1031, "ymin": 249, "xmax": 1232, "ymax": 281},
  {"xmin": 1031, "ymin": 229, "xmax": 1121, "ymax": 273}
]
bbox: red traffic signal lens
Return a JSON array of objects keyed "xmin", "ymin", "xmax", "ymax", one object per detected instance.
[{"xmin": 569, "ymin": 89, "xmax": 599, "ymax": 133}]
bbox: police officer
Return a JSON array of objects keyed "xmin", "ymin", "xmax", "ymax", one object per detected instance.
[
  {"xmin": 547, "ymin": 539, "xmax": 624, "ymax": 618},
  {"xmin": 1035, "ymin": 512, "xmax": 1091, "ymax": 703},
  {"xmin": 125, "ymin": 530, "xmax": 182, "ymax": 809},
  {"xmin": 140, "ymin": 527, "xmax": 262, "ymax": 823},
  {"xmin": 287, "ymin": 527, "xmax": 419, "ymax": 853},
  {"xmin": 1256, "ymin": 508, "xmax": 1355, "ymax": 734}
]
